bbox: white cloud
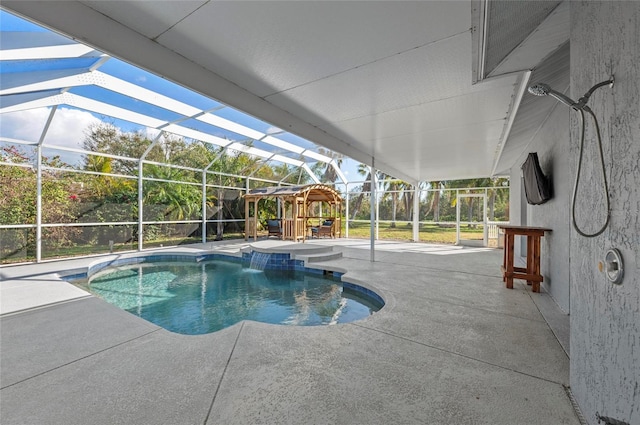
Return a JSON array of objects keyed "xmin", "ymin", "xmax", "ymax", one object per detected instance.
[
  {"xmin": 145, "ymin": 127, "xmax": 161, "ymax": 140},
  {"xmin": 0, "ymin": 107, "xmax": 101, "ymax": 149}
]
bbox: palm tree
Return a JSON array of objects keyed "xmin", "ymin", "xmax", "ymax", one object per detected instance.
[
  {"xmin": 424, "ymin": 181, "xmax": 444, "ymax": 222},
  {"xmin": 317, "ymin": 148, "xmax": 344, "ymax": 184},
  {"xmin": 486, "ymin": 177, "xmax": 509, "ymax": 220},
  {"xmin": 439, "ymin": 177, "xmax": 509, "ymax": 224},
  {"xmin": 208, "ymin": 147, "xmax": 261, "ymax": 240},
  {"xmin": 377, "ymin": 173, "xmax": 402, "ymax": 228},
  {"xmin": 400, "ymin": 181, "xmax": 426, "ymax": 223},
  {"xmin": 350, "ymin": 163, "xmax": 372, "ymax": 221},
  {"xmin": 143, "ymin": 163, "xmax": 201, "ymax": 221}
]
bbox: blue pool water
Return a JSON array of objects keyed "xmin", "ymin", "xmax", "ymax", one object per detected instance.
[{"xmin": 77, "ymin": 260, "xmax": 383, "ymax": 335}]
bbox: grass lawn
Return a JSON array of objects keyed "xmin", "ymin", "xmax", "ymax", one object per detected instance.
[
  {"xmin": 1, "ymin": 224, "xmax": 485, "ymax": 264},
  {"xmin": 344, "ymin": 221, "xmax": 484, "ymax": 244}
]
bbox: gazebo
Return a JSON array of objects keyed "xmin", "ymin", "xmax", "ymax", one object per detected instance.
[{"xmin": 244, "ymin": 184, "xmax": 343, "ymax": 242}]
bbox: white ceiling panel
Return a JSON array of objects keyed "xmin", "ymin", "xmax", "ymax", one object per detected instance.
[
  {"xmin": 265, "ymin": 33, "xmax": 473, "ymax": 126},
  {"xmin": 82, "ymin": 0, "xmax": 207, "ymax": 39},
  {"xmin": 320, "ymin": 79, "xmax": 518, "ymax": 146},
  {"xmin": 156, "ymin": 1, "xmax": 470, "ymax": 97},
  {"xmin": 378, "ymin": 120, "xmax": 504, "ymax": 159}
]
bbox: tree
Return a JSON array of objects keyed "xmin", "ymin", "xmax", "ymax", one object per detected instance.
[
  {"xmin": 400, "ymin": 181, "xmax": 426, "ymax": 223},
  {"xmin": 83, "ymin": 123, "xmax": 149, "ymax": 175},
  {"xmin": 451, "ymin": 177, "xmax": 509, "ymax": 220},
  {"xmin": 378, "ymin": 174, "xmax": 401, "ymax": 227},
  {"xmin": 0, "ymin": 146, "xmax": 81, "ymax": 259},
  {"xmin": 207, "ymin": 147, "xmax": 265, "ymax": 240},
  {"xmin": 316, "ymin": 148, "xmax": 344, "ymax": 184},
  {"xmin": 350, "ymin": 163, "xmax": 372, "ymax": 221},
  {"xmin": 424, "ymin": 181, "xmax": 443, "ymax": 222}
]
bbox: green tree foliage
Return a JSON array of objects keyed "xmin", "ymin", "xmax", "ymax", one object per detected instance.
[
  {"xmin": 347, "ymin": 166, "xmax": 510, "ymax": 224},
  {"xmin": 0, "ymin": 146, "xmax": 35, "ymax": 225},
  {"xmin": 0, "ymin": 146, "xmax": 80, "ymax": 259}
]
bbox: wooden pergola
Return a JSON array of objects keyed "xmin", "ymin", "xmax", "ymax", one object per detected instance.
[{"xmin": 244, "ymin": 184, "xmax": 343, "ymax": 242}]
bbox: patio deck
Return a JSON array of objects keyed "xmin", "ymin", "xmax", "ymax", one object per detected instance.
[{"xmin": 0, "ymin": 239, "xmax": 578, "ymax": 424}]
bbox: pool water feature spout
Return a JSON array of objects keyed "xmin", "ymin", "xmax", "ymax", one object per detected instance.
[{"xmin": 249, "ymin": 251, "xmax": 271, "ymax": 270}]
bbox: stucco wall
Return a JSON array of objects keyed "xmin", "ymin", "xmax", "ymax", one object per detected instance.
[
  {"xmin": 509, "ymin": 2, "xmax": 639, "ymax": 423},
  {"xmin": 509, "ymin": 107, "xmax": 572, "ymax": 313},
  {"xmin": 569, "ymin": 2, "xmax": 639, "ymax": 424}
]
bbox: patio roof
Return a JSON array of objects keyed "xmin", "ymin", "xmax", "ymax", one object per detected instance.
[{"xmin": 1, "ymin": 1, "xmax": 569, "ymax": 184}]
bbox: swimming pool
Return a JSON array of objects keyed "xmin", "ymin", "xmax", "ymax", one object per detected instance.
[{"xmin": 76, "ymin": 259, "xmax": 383, "ymax": 335}]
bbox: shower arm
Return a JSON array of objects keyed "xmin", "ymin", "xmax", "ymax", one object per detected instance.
[{"xmin": 574, "ymin": 78, "xmax": 615, "ymax": 110}]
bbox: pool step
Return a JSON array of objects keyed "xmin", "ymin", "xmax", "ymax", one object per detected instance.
[
  {"xmin": 244, "ymin": 241, "xmax": 343, "ymax": 265},
  {"xmin": 246, "ymin": 240, "xmax": 335, "ymax": 256},
  {"xmin": 292, "ymin": 251, "xmax": 343, "ymax": 263}
]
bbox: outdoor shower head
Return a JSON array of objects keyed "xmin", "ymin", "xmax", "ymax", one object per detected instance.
[
  {"xmin": 528, "ymin": 77, "xmax": 615, "ymax": 238},
  {"xmin": 527, "ymin": 83, "xmax": 578, "ymax": 109},
  {"xmin": 527, "ymin": 83, "xmax": 551, "ymax": 96}
]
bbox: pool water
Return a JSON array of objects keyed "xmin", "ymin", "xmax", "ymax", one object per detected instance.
[{"xmin": 77, "ymin": 260, "xmax": 382, "ymax": 335}]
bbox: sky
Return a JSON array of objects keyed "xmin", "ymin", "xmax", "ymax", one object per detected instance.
[{"xmin": 0, "ymin": 10, "xmax": 364, "ymax": 182}]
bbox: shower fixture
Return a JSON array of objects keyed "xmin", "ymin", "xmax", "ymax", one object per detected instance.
[
  {"xmin": 528, "ymin": 78, "xmax": 614, "ymax": 112},
  {"xmin": 527, "ymin": 77, "xmax": 615, "ymax": 238},
  {"xmin": 527, "ymin": 83, "xmax": 577, "ymax": 109}
]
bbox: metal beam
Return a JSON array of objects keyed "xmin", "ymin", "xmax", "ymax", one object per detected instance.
[
  {"xmin": 35, "ymin": 105, "xmax": 58, "ymax": 262},
  {"xmin": 302, "ymin": 164, "xmax": 320, "ymax": 184},
  {"xmin": 413, "ymin": 185, "xmax": 420, "ymax": 242},
  {"xmin": 137, "ymin": 136, "xmax": 161, "ymax": 251},
  {"xmin": 330, "ymin": 159, "xmax": 348, "ymax": 184},
  {"xmin": 370, "ymin": 164, "xmax": 376, "ymax": 262}
]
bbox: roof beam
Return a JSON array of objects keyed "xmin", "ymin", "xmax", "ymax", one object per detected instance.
[
  {"xmin": 302, "ymin": 164, "xmax": 320, "ymax": 184},
  {"xmin": 0, "ymin": 69, "xmax": 92, "ymax": 94},
  {"xmin": 330, "ymin": 159, "xmax": 349, "ymax": 184},
  {"xmin": 0, "ymin": 65, "xmax": 336, "ymax": 164},
  {"xmin": 1, "ymin": 43, "xmax": 98, "ymax": 60}
]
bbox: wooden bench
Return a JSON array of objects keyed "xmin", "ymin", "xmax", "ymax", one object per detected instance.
[{"xmin": 498, "ymin": 225, "xmax": 551, "ymax": 293}]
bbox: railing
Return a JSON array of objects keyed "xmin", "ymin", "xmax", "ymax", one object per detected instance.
[
  {"xmin": 282, "ymin": 218, "xmax": 306, "ymax": 241},
  {"xmin": 487, "ymin": 221, "xmax": 509, "ymax": 247}
]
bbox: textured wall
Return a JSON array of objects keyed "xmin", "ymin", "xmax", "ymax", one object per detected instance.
[
  {"xmin": 509, "ymin": 107, "xmax": 572, "ymax": 313},
  {"xmin": 569, "ymin": 2, "xmax": 640, "ymax": 425}
]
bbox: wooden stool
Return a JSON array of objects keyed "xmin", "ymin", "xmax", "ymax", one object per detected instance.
[{"xmin": 498, "ymin": 225, "xmax": 551, "ymax": 292}]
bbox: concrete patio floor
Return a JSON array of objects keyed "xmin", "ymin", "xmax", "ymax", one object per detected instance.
[{"xmin": 0, "ymin": 239, "xmax": 579, "ymax": 424}]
